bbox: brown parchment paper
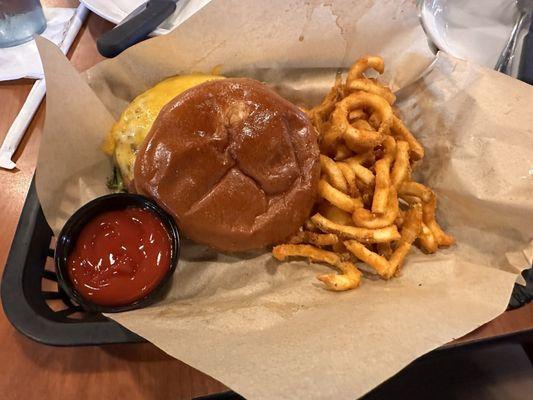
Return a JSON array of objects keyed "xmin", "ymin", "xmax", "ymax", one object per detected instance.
[{"xmin": 35, "ymin": 0, "xmax": 533, "ymax": 399}]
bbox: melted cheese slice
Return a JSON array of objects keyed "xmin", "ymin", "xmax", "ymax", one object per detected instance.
[{"xmin": 103, "ymin": 74, "xmax": 224, "ymax": 184}]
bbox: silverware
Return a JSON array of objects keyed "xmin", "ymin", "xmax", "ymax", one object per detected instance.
[{"xmin": 494, "ymin": 0, "xmax": 533, "ymax": 74}]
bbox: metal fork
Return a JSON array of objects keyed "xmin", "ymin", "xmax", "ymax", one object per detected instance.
[{"xmin": 494, "ymin": 0, "xmax": 533, "ymax": 74}]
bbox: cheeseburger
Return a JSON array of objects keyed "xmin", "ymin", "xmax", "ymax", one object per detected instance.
[{"xmin": 104, "ymin": 75, "xmax": 320, "ymax": 252}]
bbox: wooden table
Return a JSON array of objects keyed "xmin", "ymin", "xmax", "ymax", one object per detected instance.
[{"xmin": 0, "ymin": 2, "xmax": 532, "ymax": 399}]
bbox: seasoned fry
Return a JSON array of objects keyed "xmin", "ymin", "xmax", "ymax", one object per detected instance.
[
  {"xmin": 391, "ymin": 115, "xmax": 424, "ymax": 161},
  {"xmin": 391, "ymin": 140, "xmax": 411, "ymax": 189},
  {"xmin": 422, "ymin": 195, "xmax": 455, "ymax": 247},
  {"xmin": 388, "ymin": 204, "xmax": 423, "ymax": 276},
  {"xmin": 348, "ymin": 109, "xmax": 368, "ymax": 121},
  {"xmin": 351, "ymin": 119, "xmax": 374, "ymax": 131},
  {"xmin": 346, "ymin": 55, "xmax": 385, "ymax": 85},
  {"xmin": 318, "ymin": 203, "xmax": 354, "ymax": 226},
  {"xmin": 311, "ymin": 213, "xmax": 401, "ymax": 243},
  {"xmin": 345, "ymin": 161, "xmax": 375, "ymax": 186},
  {"xmin": 337, "ymin": 162, "xmax": 361, "ymax": 198},
  {"xmin": 348, "ymin": 78, "xmax": 396, "ymax": 105},
  {"xmin": 308, "ymin": 81, "xmax": 344, "ymax": 135},
  {"xmin": 416, "ymin": 222, "xmax": 438, "ymax": 253},
  {"xmin": 273, "ymin": 244, "xmax": 341, "ymax": 265},
  {"xmin": 398, "ymin": 181, "xmax": 432, "ymax": 203},
  {"xmin": 344, "ymin": 240, "xmax": 391, "ymax": 278},
  {"xmin": 317, "ymin": 261, "xmax": 362, "ymax": 291},
  {"xmin": 320, "ymin": 155, "xmax": 348, "ymax": 193},
  {"xmin": 289, "ymin": 231, "xmax": 339, "ymax": 247},
  {"xmin": 273, "ymin": 244, "xmax": 361, "ymax": 291},
  {"xmin": 345, "ymin": 152, "xmax": 375, "ymax": 167},
  {"xmin": 371, "ymin": 158, "xmax": 391, "ymax": 213},
  {"xmin": 318, "ymin": 179, "xmax": 362, "ymax": 212},
  {"xmin": 353, "ymin": 187, "xmax": 398, "ymax": 228}
]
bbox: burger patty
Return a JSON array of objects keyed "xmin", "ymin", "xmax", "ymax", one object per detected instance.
[{"xmin": 134, "ymin": 78, "xmax": 320, "ymax": 252}]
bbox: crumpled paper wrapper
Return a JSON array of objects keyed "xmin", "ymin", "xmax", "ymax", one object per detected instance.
[{"xmin": 35, "ymin": 0, "xmax": 533, "ymax": 399}]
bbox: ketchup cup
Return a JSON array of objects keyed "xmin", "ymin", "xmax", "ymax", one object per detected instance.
[{"xmin": 55, "ymin": 193, "xmax": 180, "ymax": 313}]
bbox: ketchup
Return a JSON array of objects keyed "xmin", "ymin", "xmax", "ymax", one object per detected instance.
[{"xmin": 67, "ymin": 207, "xmax": 172, "ymax": 306}]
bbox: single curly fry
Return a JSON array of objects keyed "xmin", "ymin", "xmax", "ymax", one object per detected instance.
[
  {"xmin": 346, "ymin": 55, "xmax": 385, "ymax": 85},
  {"xmin": 308, "ymin": 83, "xmax": 344, "ymax": 135},
  {"xmin": 348, "ymin": 109, "xmax": 369, "ymax": 121},
  {"xmin": 344, "ymin": 151, "xmax": 375, "ymax": 167},
  {"xmin": 318, "ymin": 202, "xmax": 355, "ymax": 226},
  {"xmin": 353, "ymin": 187, "xmax": 399, "ymax": 229},
  {"xmin": 320, "ymin": 155, "xmax": 348, "ymax": 193},
  {"xmin": 351, "ymin": 119, "xmax": 373, "ymax": 131},
  {"xmin": 371, "ymin": 158, "xmax": 391, "ymax": 214},
  {"xmin": 391, "ymin": 140, "xmax": 411, "ymax": 189},
  {"xmin": 326, "ymin": 91, "xmax": 393, "ymax": 152},
  {"xmin": 388, "ymin": 204, "xmax": 423, "ymax": 276},
  {"xmin": 398, "ymin": 181, "xmax": 433, "ymax": 203},
  {"xmin": 422, "ymin": 195, "xmax": 455, "ymax": 247},
  {"xmin": 311, "ymin": 213, "xmax": 401, "ymax": 243},
  {"xmin": 416, "ymin": 222, "xmax": 438, "ymax": 253},
  {"xmin": 344, "ymin": 161, "xmax": 375, "ymax": 186},
  {"xmin": 347, "ymin": 78, "xmax": 396, "ymax": 105},
  {"xmin": 272, "ymin": 244, "xmax": 341, "ymax": 265},
  {"xmin": 289, "ymin": 230, "xmax": 339, "ymax": 247},
  {"xmin": 318, "ymin": 179, "xmax": 362, "ymax": 213},
  {"xmin": 391, "ymin": 115, "xmax": 424, "ymax": 161},
  {"xmin": 337, "ymin": 162, "xmax": 361, "ymax": 199},
  {"xmin": 317, "ymin": 261, "xmax": 362, "ymax": 291},
  {"xmin": 344, "ymin": 240, "xmax": 392, "ymax": 278}
]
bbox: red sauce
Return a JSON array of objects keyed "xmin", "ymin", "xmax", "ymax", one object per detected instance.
[{"xmin": 67, "ymin": 207, "xmax": 172, "ymax": 307}]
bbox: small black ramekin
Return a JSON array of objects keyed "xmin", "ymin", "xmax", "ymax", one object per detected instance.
[{"xmin": 54, "ymin": 193, "xmax": 180, "ymax": 313}]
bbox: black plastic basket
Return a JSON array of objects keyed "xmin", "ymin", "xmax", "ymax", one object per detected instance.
[{"xmin": 1, "ymin": 179, "xmax": 143, "ymax": 346}]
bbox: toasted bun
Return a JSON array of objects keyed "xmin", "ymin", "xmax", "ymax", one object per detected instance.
[{"xmin": 134, "ymin": 78, "xmax": 320, "ymax": 252}]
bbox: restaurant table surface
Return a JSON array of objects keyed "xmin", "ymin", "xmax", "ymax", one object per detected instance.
[{"xmin": 1, "ymin": 1, "xmax": 532, "ymax": 399}]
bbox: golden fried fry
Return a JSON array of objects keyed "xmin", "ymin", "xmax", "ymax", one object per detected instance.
[
  {"xmin": 272, "ymin": 244, "xmax": 341, "ymax": 265},
  {"xmin": 348, "ymin": 78, "xmax": 396, "ymax": 105},
  {"xmin": 337, "ymin": 162, "xmax": 361, "ymax": 198},
  {"xmin": 398, "ymin": 181, "xmax": 433, "ymax": 203},
  {"xmin": 344, "ymin": 240, "xmax": 391, "ymax": 278},
  {"xmin": 318, "ymin": 203, "xmax": 354, "ymax": 226},
  {"xmin": 320, "ymin": 155, "xmax": 348, "ymax": 193},
  {"xmin": 422, "ymin": 195, "xmax": 455, "ymax": 247},
  {"xmin": 416, "ymin": 222, "xmax": 438, "ymax": 253},
  {"xmin": 388, "ymin": 204, "xmax": 423, "ymax": 276},
  {"xmin": 273, "ymin": 244, "xmax": 361, "ymax": 291},
  {"xmin": 352, "ymin": 187, "xmax": 398, "ymax": 228},
  {"xmin": 344, "ymin": 161, "xmax": 375, "ymax": 186},
  {"xmin": 391, "ymin": 115, "xmax": 424, "ymax": 161},
  {"xmin": 351, "ymin": 119, "xmax": 373, "ymax": 131},
  {"xmin": 345, "ymin": 151, "xmax": 375, "ymax": 167},
  {"xmin": 371, "ymin": 158, "xmax": 391, "ymax": 213},
  {"xmin": 308, "ymin": 83, "xmax": 344, "ymax": 135},
  {"xmin": 348, "ymin": 109, "xmax": 368, "ymax": 121},
  {"xmin": 391, "ymin": 140, "xmax": 411, "ymax": 189},
  {"xmin": 311, "ymin": 213, "xmax": 401, "ymax": 243},
  {"xmin": 289, "ymin": 230, "xmax": 339, "ymax": 247},
  {"xmin": 318, "ymin": 179, "xmax": 362, "ymax": 212},
  {"xmin": 317, "ymin": 261, "xmax": 362, "ymax": 291},
  {"xmin": 346, "ymin": 55, "xmax": 385, "ymax": 85}
]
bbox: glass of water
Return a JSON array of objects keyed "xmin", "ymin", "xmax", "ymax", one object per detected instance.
[{"xmin": 0, "ymin": 0, "xmax": 47, "ymax": 48}]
